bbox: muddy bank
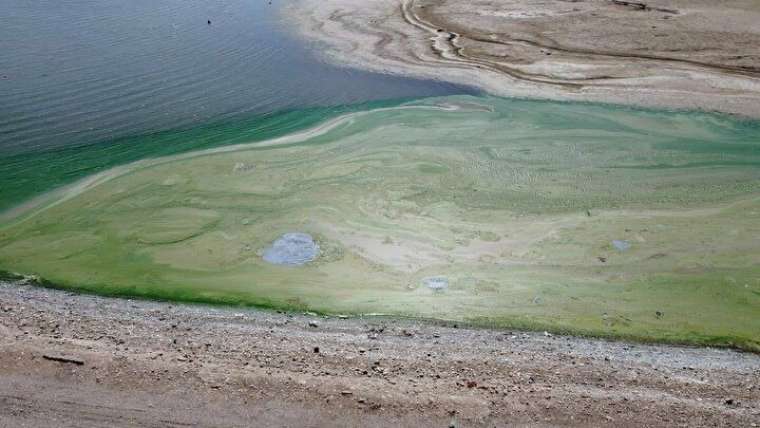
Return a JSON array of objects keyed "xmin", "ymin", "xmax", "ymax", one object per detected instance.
[
  {"xmin": 1, "ymin": 280, "xmax": 758, "ymax": 427},
  {"xmin": 286, "ymin": 0, "xmax": 760, "ymax": 117}
]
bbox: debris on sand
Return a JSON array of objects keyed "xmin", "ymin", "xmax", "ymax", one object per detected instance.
[
  {"xmin": 232, "ymin": 162, "xmax": 255, "ymax": 173},
  {"xmin": 422, "ymin": 276, "xmax": 448, "ymax": 291},
  {"xmin": 42, "ymin": 354, "xmax": 84, "ymax": 365}
]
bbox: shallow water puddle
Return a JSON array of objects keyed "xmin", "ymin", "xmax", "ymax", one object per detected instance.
[{"xmin": 263, "ymin": 233, "xmax": 320, "ymax": 266}]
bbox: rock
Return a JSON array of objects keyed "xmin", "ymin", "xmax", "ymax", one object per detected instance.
[
  {"xmin": 466, "ymin": 380, "xmax": 477, "ymax": 388},
  {"xmin": 340, "ymin": 390, "xmax": 353, "ymax": 396},
  {"xmin": 308, "ymin": 321, "xmax": 319, "ymax": 328},
  {"xmin": 313, "ymin": 346, "xmax": 320, "ymax": 353}
]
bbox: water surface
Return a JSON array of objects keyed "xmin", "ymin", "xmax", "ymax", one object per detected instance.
[
  {"xmin": 1, "ymin": 95, "xmax": 758, "ymax": 350},
  {"xmin": 0, "ymin": 0, "xmax": 469, "ymax": 209}
]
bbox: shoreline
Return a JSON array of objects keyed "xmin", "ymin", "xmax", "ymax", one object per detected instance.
[
  {"xmin": 4, "ymin": 269, "xmax": 757, "ymax": 353},
  {"xmin": 1, "ymin": 279, "xmax": 758, "ymax": 427},
  {"xmin": 285, "ymin": 0, "xmax": 760, "ymax": 118}
]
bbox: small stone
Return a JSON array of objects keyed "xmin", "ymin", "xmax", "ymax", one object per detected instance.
[{"xmin": 308, "ymin": 321, "xmax": 319, "ymax": 328}]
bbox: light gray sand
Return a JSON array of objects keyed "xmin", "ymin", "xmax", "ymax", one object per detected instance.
[{"xmin": 286, "ymin": 0, "xmax": 760, "ymax": 117}]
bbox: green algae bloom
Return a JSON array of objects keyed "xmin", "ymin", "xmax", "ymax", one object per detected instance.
[{"xmin": 1, "ymin": 96, "xmax": 759, "ymax": 350}]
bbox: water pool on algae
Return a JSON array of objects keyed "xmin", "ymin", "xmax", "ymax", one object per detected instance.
[{"xmin": 1, "ymin": 95, "xmax": 759, "ymax": 350}]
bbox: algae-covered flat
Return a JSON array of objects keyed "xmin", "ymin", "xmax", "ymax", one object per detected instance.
[{"xmin": 1, "ymin": 95, "xmax": 759, "ymax": 350}]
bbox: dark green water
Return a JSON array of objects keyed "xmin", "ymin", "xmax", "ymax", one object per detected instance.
[
  {"xmin": 0, "ymin": 99, "xmax": 414, "ymax": 212},
  {"xmin": 0, "ymin": 0, "xmax": 471, "ymax": 211}
]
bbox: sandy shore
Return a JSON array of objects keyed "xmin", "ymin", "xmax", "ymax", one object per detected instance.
[
  {"xmin": 1, "ymin": 280, "xmax": 758, "ymax": 427},
  {"xmin": 286, "ymin": 0, "xmax": 760, "ymax": 117}
]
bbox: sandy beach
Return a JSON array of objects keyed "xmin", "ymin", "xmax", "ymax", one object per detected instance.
[{"xmin": 286, "ymin": 0, "xmax": 760, "ymax": 117}]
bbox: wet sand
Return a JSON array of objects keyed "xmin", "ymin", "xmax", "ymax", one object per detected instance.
[{"xmin": 286, "ymin": 0, "xmax": 760, "ymax": 117}]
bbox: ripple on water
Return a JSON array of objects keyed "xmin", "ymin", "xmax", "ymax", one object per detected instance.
[{"xmin": 263, "ymin": 233, "xmax": 319, "ymax": 266}]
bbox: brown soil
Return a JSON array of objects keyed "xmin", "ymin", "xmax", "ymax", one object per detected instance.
[{"xmin": 1, "ymin": 281, "xmax": 758, "ymax": 427}]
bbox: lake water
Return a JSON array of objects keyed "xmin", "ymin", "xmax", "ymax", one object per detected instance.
[{"xmin": 0, "ymin": 0, "xmax": 470, "ymax": 210}]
